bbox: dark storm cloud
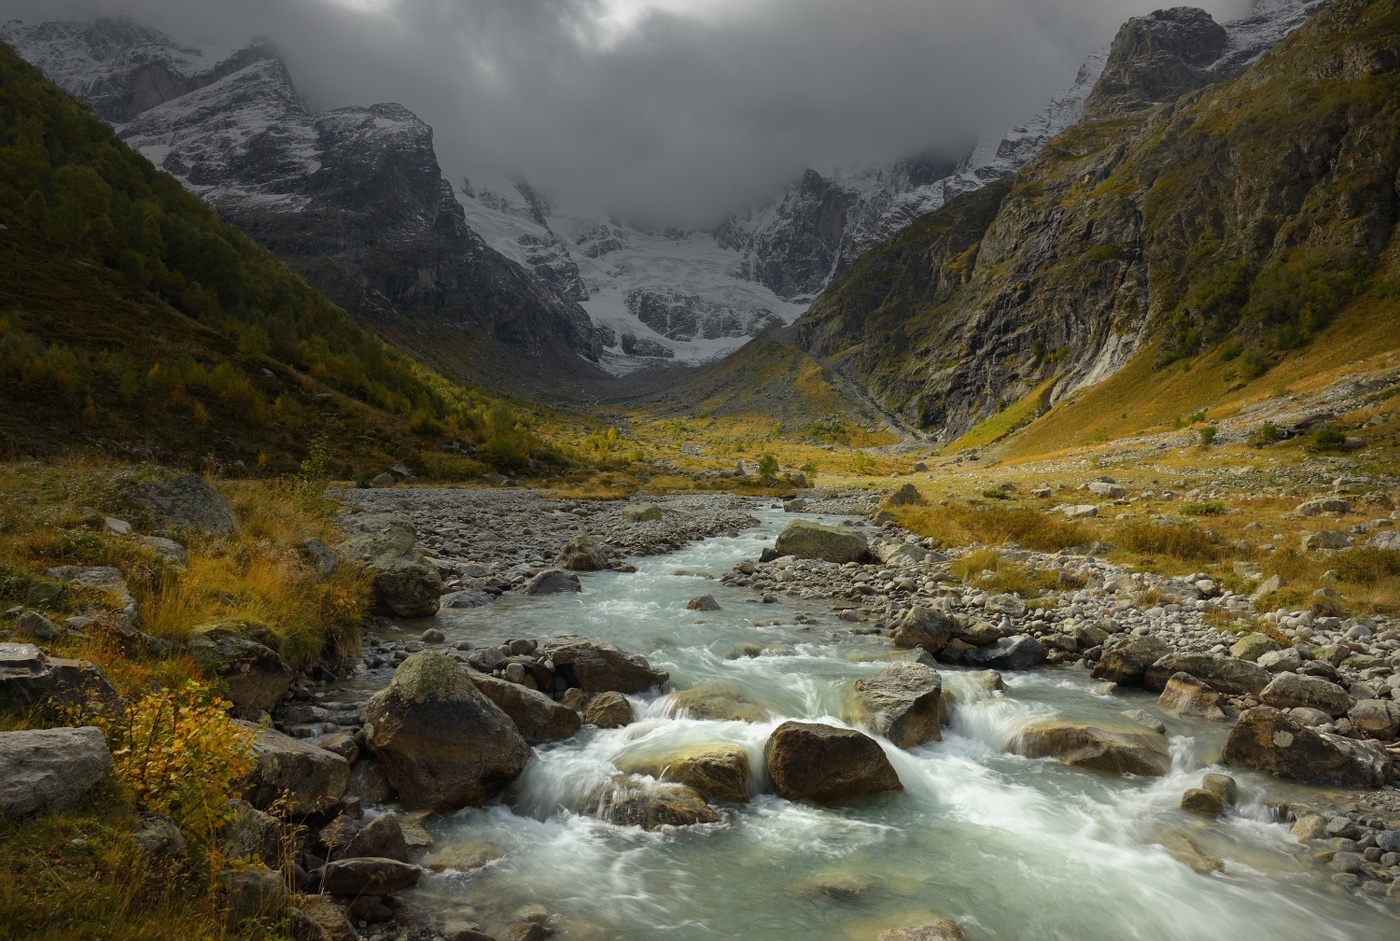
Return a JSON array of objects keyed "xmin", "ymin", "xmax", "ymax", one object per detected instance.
[{"xmin": 0, "ymin": 0, "xmax": 1255, "ymax": 227}]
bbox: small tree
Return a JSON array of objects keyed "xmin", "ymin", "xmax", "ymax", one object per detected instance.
[
  {"xmin": 757, "ymin": 454, "xmax": 780, "ymax": 479},
  {"xmin": 1198, "ymin": 425, "xmax": 1218, "ymax": 449}
]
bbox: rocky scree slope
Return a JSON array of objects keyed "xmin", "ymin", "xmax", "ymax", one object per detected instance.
[
  {"xmin": 782, "ymin": 0, "xmax": 1395, "ymax": 442},
  {"xmin": 0, "ymin": 18, "xmax": 610, "ymax": 397}
]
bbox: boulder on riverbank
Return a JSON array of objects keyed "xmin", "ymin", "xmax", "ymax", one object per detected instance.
[
  {"xmin": 1142, "ymin": 653, "xmax": 1270, "ymax": 696},
  {"xmin": 469, "ymin": 671, "xmax": 582, "ymax": 743},
  {"xmin": 556, "ymin": 534, "xmax": 610, "ymax": 571},
  {"xmin": 340, "ymin": 526, "xmax": 443, "ymax": 618},
  {"xmin": 1221, "ymin": 706, "xmax": 1392, "ymax": 788},
  {"xmin": 1090, "ymin": 635, "xmax": 1170, "ymax": 686},
  {"xmin": 1259, "ymin": 673, "xmax": 1351, "ymax": 717},
  {"xmin": 242, "ymin": 725, "xmax": 350, "ymax": 815},
  {"xmin": 0, "ymin": 726, "xmax": 112, "ymax": 815},
  {"xmin": 360, "ymin": 651, "xmax": 530, "ymax": 810},
  {"xmin": 843, "ymin": 661, "xmax": 943, "ymax": 748},
  {"xmin": 891, "ymin": 606, "xmax": 954, "ymax": 655},
  {"xmin": 773, "ymin": 520, "xmax": 870, "ymax": 564},
  {"xmin": 543, "ymin": 635, "xmax": 668, "ymax": 694},
  {"xmin": 190, "ymin": 619, "xmax": 293, "ymax": 717},
  {"xmin": 940, "ymin": 634, "xmax": 1047, "ymax": 671},
  {"xmin": 764, "ymin": 721, "xmax": 902, "ymax": 803},
  {"xmin": 1010, "ymin": 720, "xmax": 1170, "ymax": 777}
]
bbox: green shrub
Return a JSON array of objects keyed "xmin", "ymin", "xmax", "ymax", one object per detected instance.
[
  {"xmin": 1249, "ymin": 423, "xmax": 1280, "ymax": 448},
  {"xmin": 1182, "ymin": 502, "xmax": 1226, "ymax": 516},
  {"xmin": 1198, "ymin": 425, "xmax": 1218, "ymax": 449},
  {"xmin": 1309, "ymin": 426, "xmax": 1347, "ymax": 451}
]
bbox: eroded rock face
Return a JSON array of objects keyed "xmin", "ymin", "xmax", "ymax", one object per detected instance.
[
  {"xmin": 0, "ymin": 726, "xmax": 113, "ymax": 815},
  {"xmin": 339, "ymin": 526, "xmax": 443, "ymax": 618},
  {"xmin": 1011, "ymin": 721, "xmax": 1170, "ymax": 777},
  {"xmin": 1082, "ymin": 7, "xmax": 1229, "ymax": 119},
  {"xmin": 360, "ymin": 651, "xmax": 530, "ymax": 810},
  {"xmin": 764, "ymin": 721, "xmax": 902, "ymax": 803},
  {"xmin": 543, "ymin": 635, "xmax": 668, "ymax": 694},
  {"xmin": 774, "ymin": 520, "xmax": 869, "ymax": 563},
  {"xmin": 1221, "ymin": 706, "xmax": 1391, "ymax": 788},
  {"xmin": 844, "ymin": 661, "xmax": 944, "ymax": 748}
]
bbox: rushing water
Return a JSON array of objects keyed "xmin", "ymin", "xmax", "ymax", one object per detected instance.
[{"xmin": 347, "ymin": 508, "xmax": 1397, "ymax": 940}]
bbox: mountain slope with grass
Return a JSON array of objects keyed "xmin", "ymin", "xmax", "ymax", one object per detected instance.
[
  {"xmin": 781, "ymin": 0, "xmax": 1400, "ymax": 447},
  {"xmin": 0, "ymin": 41, "xmax": 562, "ymax": 478}
]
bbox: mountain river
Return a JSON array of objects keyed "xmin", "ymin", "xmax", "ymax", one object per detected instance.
[{"xmin": 329, "ymin": 507, "xmax": 1396, "ymax": 940}]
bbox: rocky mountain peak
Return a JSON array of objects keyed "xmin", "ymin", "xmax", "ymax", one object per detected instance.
[{"xmin": 1083, "ymin": 7, "xmax": 1229, "ymax": 118}]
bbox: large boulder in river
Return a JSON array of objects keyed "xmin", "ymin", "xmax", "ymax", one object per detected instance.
[
  {"xmin": 0, "ymin": 727, "xmax": 112, "ymax": 815},
  {"xmin": 120, "ymin": 473, "xmax": 237, "ymax": 536},
  {"xmin": 242, "ymin": 726, "xmax": 350, "ymax": 814},
  {"xmin": 843, "ymin": 662, "xmax": 943, "ymax": 748},
  {"xmin": 584, "ymin": 690, "xmax": 634, "ymax": 728},
  {"xmin": 468, "ymin": 672, "xmax": 581, "ymax": 743},
  {"xmin": 891, "ymin": 606, "xmax": 955, "ymax": 654},
  {"xmin": 1157, "ymin": 672, "xmax": 1229, "ymax": 722},
  {"xmin": 617, "ymin": 743, "xmax": 752, "ymax": 803},
  {"xmin": 189, "ymin": 620, "xmax": 293, "ymax": 717},
  {"xmin": 774, "ymin": 520, "xmax": 869, "ymax": 564},
  {"xmin": 581, "ymin": 777, "xmax": 723, "ymax": 829},
  {"xmin": 764, "ymin": 721, "xmax": 902, "ymax": 803},
  {"xmin": 940, "ymin": 635, "xmax": 1046, "ymax": 671},
  {"xmin": 1222, "ymin": 706, "xmax": 1391, "ymax": 787},
  {"xmin": 1090, "ymin": 635, "xmax": 1170, "ymax": 686},
  {"xmin": 1010, "ymin": 721, "xmax": 1170, "ymax": 777},
  {"xmin": 523, "ymin": 569, "xmax": 581, "ymax": 595},
  {"xmin": 556, "ymin": 535, "xmax": 610, "ymax": 571},
  {"xmin": 1142, "ymin": 653, "xmax": 1270, "ymax": 696},
  {"xmin": 360, "ymin": 651, "xmax": 530, "ymax": 810},
  {"xmin": 666, "ymin": 681, "xmax": 772, "ymax": 722},
  {"xmin": 542, "ymin": 635, "xmax": 668, "ymax": 694},
  {"xmin": 339, "ymin": 526, "xmax": 443, "ymax": 618}
]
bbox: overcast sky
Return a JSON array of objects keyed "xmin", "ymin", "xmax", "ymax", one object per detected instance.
[{"xmin": 1, "ymin": 0, "xmax": 1255, "ymax": 227}]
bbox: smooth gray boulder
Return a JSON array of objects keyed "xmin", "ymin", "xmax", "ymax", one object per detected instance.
[
  {"xmin": 774, "ymin": 520, "xmax": 869, "ymax": 563},
  {"xmin": 340, "ymin": 526, "xmax": 443, "ymax": 618},
  {"xmin": 891, "ymin": 606, "xmax": 955, "ymax": 654},
  {"xmin": 360, "ymin": 651, "xmax": 531, "ymax": 810},
  {"xmin": 0, "ymin": 727, "xmax": 112, "ymax": 815},
  {"xmin": 844, "ymin": 662, "xmax": 943, "ymax": 748},
  {"xmin": 1260, "ymin": 673, "xmax": 1351, "ymax": 717},
  {"xmin": 1091, "ymin": 635, "xmax": 1170, "ymax": 686},
  {"xmin": 121, "ymin": 473, "xmax": 237, "ymax": 535}
]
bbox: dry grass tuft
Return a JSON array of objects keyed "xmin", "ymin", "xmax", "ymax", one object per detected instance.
[{"xmin": 895, "ymin": 503, "xmax": 1092, "ymax": 553}]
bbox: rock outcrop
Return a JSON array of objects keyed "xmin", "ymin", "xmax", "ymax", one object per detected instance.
[{"xmin": 1221, "ymin": 706, "xmax": 1392, "ymax": 788}]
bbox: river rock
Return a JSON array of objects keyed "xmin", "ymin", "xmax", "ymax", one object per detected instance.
[
  {"xmin": 314, "ymin": 858, "xmax": 421, "ymax": 896},
  {"xmin": 584, "ymin": 778, "xmax": 723, "ymax": 829},
  {"xmin": 0, "ymin": 642, "xmax": 116, "ymax": 708},
  {"xmin": 623, "ymin": 504, "xmax": 664, "ymax": 522},
  {"xmin": 617, "ymin": 743, "xmax": 752, "ymax": 803},
  {"xmin": 340, "ymin": 526, "xmax": 443, "ymax": 618},
  {"xmin": 1179, "ymin": 787, "xmax": 1225, "ymax": 816},
  {"xmin": 1221, "ymin": 707, "xmax": 1392, "ymax": 788},
  {"xmin": 667, "ymin": 681, "xmax": 772, "ymax": 722},
  {"xmin": 420, "ymin": 839, "xmax": 505, "ymax": 873},
  {"xmin": 189, "ymin": 619, "xmax": 293, "ymax": 717},
  {"xmin": 1256, "ymin": 647, "xmax": 1302, "ymax": 673},
  {"xmin": 222, "ymin": 799, "xmax": 284, "ymax": 867},
  {"xmin": 891, "ymin": 606, "xmax": 955, "ymax": 654},
  {"xmin": 1158, "ymin": 672, "xmax": 1228, "ymax": 722},
  {"xmin": 773, "ymin": 520, "xmax": 869, "ymax": 563},
  {"xmin": 1011, "ymin": 721, "xmax": 1170, "ymax": 777},
  {"xmin": 469, "ymin": 672, "xmax": 582, "ymax": 743},
  {"xmin": 687, "ymin": 594, "xmax": 722, "ymax": 611},
  {"xmin": 1347, "ymin": 699, "xmax": 1400, "ymax": 740},
  {"xmin": 361, "ymin": 651, "xmax": 531, "ymax": 810},
  {"xmin": 941, "ymin": 634, "xmax": 1046, "ymax": 670},
  {"xmin": 843, "ymin": 661, "xmax": 943, "ymax": 748},
  {"xmin": 876, "ymin": 919, "xmax": 965, "ymax": 941},
  {"xmin": 885, "ymin": 483, "xmax": 925, "ymax": 507},
  {"xmin": 556, "ymin": 535, "xmax": 609, "ymax": 571},
  {"xmin": 523, "ymin": 569, "xmax": 582, "ymax": 595},
  {"xmin": 121, "ymin": 473, "xmax": 237, "ymax": 535},
  {"xmin": 334, "ymin": 812, "xmax": 409, "ymax": 863},
  {"xmin": 1259, "ymin": 674, "xmax": 1351, "ymax": 717},
  {"xmin": 584, "ymin": 691, "xmax": 634, "ymax": 728},
  {"xmin": 1090, "ymin": 635, "xmax": 1170, "ymax": 686},
  {"xmin": 296, "ymin": 896, "xmax": 358, "ymax": 941},
  {"xmin": 1142, "ymin": 654, "xmax": 1270, "ymax": 696},
  {"xmin": 764, "ymin": 721, "xmax": 902, "ymax": 803},
  {"xmin": 1202, "ymin": 771, "xmax": 1238, "ymax": 807},
  {"xmin": 0, "ymin": 727, "xmax": 113, "ymax": 815},
  {"xmin": 543, "ymin": 635, "xmax": 668, "ymax": 693},
  {"xmin": 242, "ymin": 725, "xmax": 350, "ymax": 814},
  {"xmin": 1229, "ymin": 633, "xmax": 1281, "ymax": 662}
]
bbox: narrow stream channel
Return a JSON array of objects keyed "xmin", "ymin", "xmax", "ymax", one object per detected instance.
[{"xmin": 334, "ymin": 507, "xmax": 1397, "ymax": 940}]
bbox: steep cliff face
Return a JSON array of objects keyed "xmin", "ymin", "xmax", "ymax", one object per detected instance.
[
  {"xmin": 1, "ymin": 17, "xmax": 608, "ymax": 393},
  {"xmin": 790, "ymin": 0, "xmax": 1396, "ymax": 441}
]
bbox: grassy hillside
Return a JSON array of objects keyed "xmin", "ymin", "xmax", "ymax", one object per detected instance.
[{"xmin": 0, "ymin": 42, "xmax": 551, "ymax": 478}]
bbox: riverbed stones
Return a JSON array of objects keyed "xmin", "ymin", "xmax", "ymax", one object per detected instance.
[
  {"xmin": 942, "ymin": 635, "xmax": 1047, "ymax": 671},
  {"xmin": 583, "ymin": 690, "xmax": 634, "ymax": 727},
  {"xmin": 585, "ymin": 778, "xmax": 723, "ymax": 829},
  {"xmin": 764, "ymin": 721, "xmax": 901, "ymax": 803},
  {"xmin": 1010, "ymin": 721, "xmax": 1170, "ymax": 777},
  {"xmin": 469, "ymin": 672, "xmax": 582, "ymax": 743},
  {"xmin": 1091, "ymin": 635, "xmax": 1170, "ymax": 686},
  {"xmin": 875, "ymin": 919, "xmax": 965, "ymax": 941},
  {"xmin": 1347, "ymin": 699, "xmax": 1400, "ymax": 740},
  {"xmin": 891, "ymin": 606, "xmax": 955, "ymax": 654},
  {"xmin": 360, "ymin": 651, "xmax": 530, "ymax": 811},
  {"xmin": 1158, "ymin": 672, "xmax": 1229, "ymax": 722},
  {"xmin": 542, "ymin": 635, "xmax": 668, "ymax": 694},
  {"xmin": 325, "ymin": 811, "xmax": 410, "ymax": 863},
  {"xmin": 190, "ymin": 619, "xmax": 293, "ymax": 717},
  {"xmin": 1260, "ymin": 673, "xmax": 1351, "ymax": 717},
  {"xmin": 1229, "ymin": 633, "xmax": 1281, "ymax": 662},
  {"xmin": 773, "ymin": 520, "xmax": 869, "ymax": 564},
  {"xmin": 843, "ymin": 661, "xmax": 944, "ymax": 748},
  {"xmin": 121, "ymin": 473, "xmax": 237, "ymax": 536},
  {"xmin": 0, "ymin": 726, "xmax": 112, "ymax": 815},
  {"xmin": 523, "ymin": 569, "xmax": 581, "ymax": 595},
  {"xmin": 340, "ymin": 526, "xmax": 443, "ymax": 618},
  {"xmin": 687, "ymin": 594, "xmax": 721, "ymax": 611},
  {"xmin": 314, "ymin": 858, "xmax": 422, "ymax": 896},
  {"xmin": 617, "ymin": 743, "xmax": 752, "ymax": 803},
  {"xmin": 556, "ymin": 535, "xmax": 609, "ymax": 571},
  {"xmin": 1142, "ymin": 654, "xmax": 1270, "ymax": 696},
  {"xmin": 242, "ymin": 725, "xmax": 350, "ymax": 815},
  {"xmin": 667, "ymin": 681, "xmax": 772, "ymax": 722},
  {"xmin": 1221, "ymin": 707, "xmax": 1392, "ymax": 788}
]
